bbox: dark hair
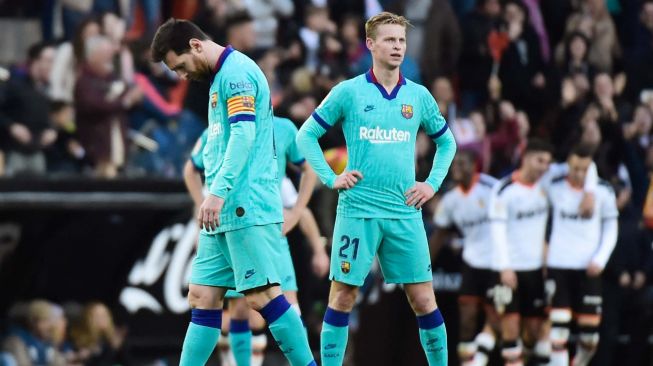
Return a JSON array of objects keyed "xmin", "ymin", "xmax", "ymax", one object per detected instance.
[
  {"xmin": 73, "ymin": 16, "xmax": 100, "ymax": 63},
  {"xmin": 27, "ymin": 41, "xmax": 53, "ymax": 63},
  {"xmin": 150, "ymin": 18, "xmax": 210, "ymax": 63},
  {"xmin": 524, "ymin": 138, "xmax": 554, "ymax": 155},
  {"xmin": 457, "ymin": 148, "xmax": 478, "ymax": 163},
  {"xmin": 225, "ymin": 10, "xmax": 254, "ymax": 31},
  {"xmin": 569, "ymin": 143, "xmax": 596, "ymax": 159}
]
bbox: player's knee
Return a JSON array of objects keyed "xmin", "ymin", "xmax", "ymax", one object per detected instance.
[
  {"xmin": 187, "ymin": 285, "xmax": 218, "ymax": 309},
  {"xmin": 549, "ymin": 309, "xmax": 572, "ymax": 349},
  {"xmin": 407, "ymin": 289, "xmax": 436, "ymax": 315}
]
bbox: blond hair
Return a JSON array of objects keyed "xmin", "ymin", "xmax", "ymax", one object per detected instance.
[{"xmin": 365, "ymin": 12, "xmax": 410, "ymax": 40}]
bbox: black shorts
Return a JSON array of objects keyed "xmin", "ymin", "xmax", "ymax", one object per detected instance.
[
  {"xmin": 547, "ymin": 268, "xmax": 602, "ymax": 315},
  {"xmin": 499, "ymin": 269, "xmax": 546, "ymax": 317},
  {"xmin": 459, "ymin": 262, "xmax": 498, "ymax": 304}
]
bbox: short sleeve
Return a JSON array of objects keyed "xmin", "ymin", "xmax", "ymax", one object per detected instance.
[
  {"xmin": 420, "ymin": 87, "xmax": 448, "ymax": 139},
  {"xmin": 312, "ymin": 82, "xmax": 347, "ymax": 130},
  {"xmin": 285, "ymin": 122, "xmax": 304, "ymax": 165},
  {"xmin": 433, "ymin": 193, "xmax": 453, "ymax": 228},
  {"xmin": 222, "ymin": 70, "xmax": 258, "ymax": 124},
  {"xmin": 190, "ymin": 130, "xmax": 208, "ymax": 171}
]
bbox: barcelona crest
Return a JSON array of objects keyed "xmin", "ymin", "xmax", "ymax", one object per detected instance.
[
  {"xmin": 211, "ymin": 92, "xmax": 218, "ymax": 108},
  {"xmin": 341, "ymin": 261, "xmax": 351, "ymax": 274},
  {"xmin": 401, "ymin": 104, "xmax": 413, "ymax": 119}
]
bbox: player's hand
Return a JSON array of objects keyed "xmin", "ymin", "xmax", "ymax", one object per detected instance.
[
  {"xmin": 586, "ymin": 262, "xmax": 603, "ymax": 277},
  {"xmin": 282, "ymin": 208, "xmax": 301, "ymax": 235},
  {"xmin": 198, "ymin": 194, "xmax": 225, "ymax": 231},
  {"xmin": 500, "ymin": 269, "xmax": 518, "ymax": 290},
  {"xmin": 579, "ymin": 192, "xmax": 595, "ymax": 218},
  {"xmin": 333, "ymin": 170, "xmax": 363, "ymax": 190},
  {"xmin": 405, "ymin": 182, "xmax": 435, "ymax": 209},
  {"xmin": 311, "ymin": 246, "xmax": 330, "ymax": 278}
]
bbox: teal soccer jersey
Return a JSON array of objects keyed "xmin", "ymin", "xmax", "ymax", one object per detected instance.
[
  {"xmin": 190, "ymin": 128, "xmax": 208, "ymax": 171},
  {"xmin": 299, "ymin": 71, "xmax": 449, "ymax": 219},
  {"xmin": 204, "ymin": 46, "xmax": 283, "ymax": 233},
  {"xmin": 274, "ymin": 116, "xmax": 305, "ymax": 181}
]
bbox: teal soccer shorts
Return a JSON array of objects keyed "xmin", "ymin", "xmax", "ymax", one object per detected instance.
[
  {"xmin": 190, "ymin": 223, "xmax": 282, "ymax": 292},
  {"xmin": 330, "ymin": 217, "xmax": 432, "ymax": 286}
]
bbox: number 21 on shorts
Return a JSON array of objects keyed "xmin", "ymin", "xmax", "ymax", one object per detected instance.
[{"xmin": 339, "ymin": 235, "xmax": 359, "ymax": 260}]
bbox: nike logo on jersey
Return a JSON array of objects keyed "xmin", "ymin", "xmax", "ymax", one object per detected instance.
[
  {"xmin": 364, "ymin": 105, "xmax": 375, "ymax": 112},
  {"xmin": 244, "ymin": 269, "xmax": 256, "ymax": 279},
  {"xmin": 324, "ymin": 343, "xmax": 337, "ymax": 350}
]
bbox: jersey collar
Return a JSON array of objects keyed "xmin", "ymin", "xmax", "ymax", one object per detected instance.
[
  {"xmin": 211, "ymin": 45, "xmax": 234, "ymax": 79},
  {"xmin": 365, "ymin": 69, "xmax": 406, "ymax": 100}
]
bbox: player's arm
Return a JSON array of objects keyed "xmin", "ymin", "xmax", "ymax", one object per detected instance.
[
  {"xmin": 407, "ymin": 89, "xmax": 457, "ymax": 209},
  {"xmin": 184, "ymin": 160, "xmax": 204, "ymax": 209},
  {"xmin": 296, "ymin": 84, "xmax": 362, "ymax": 190},
  {"xmin": 488, "ymin": 182, "xmax": 516, "ymax": 289},
  {"xmin": 200, "ymin": 78, "xmax": 258, "ymax": 230},
  {"xmin": 185, "ymin": 131, "xmax": 207, "ymax": 209},
  {"xmin": 588, "ymin": 188, "xmax": 619, "ymax": 276},
  {"xmin": 430, "ymin": 194, "xmax": 455, "ymax": 261},
  {"xmin": 298, "ymin": 207, "xmax": 330, "ymax": 277},
  {"xmin": 283, "ymin": 163, "xmax": 317, "ymax": 234}
]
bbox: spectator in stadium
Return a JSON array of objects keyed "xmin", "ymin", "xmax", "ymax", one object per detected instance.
[
  {"xmin": 300, "ymin": 5, "xmax": 338, "ymax": 73},
  {"xmin": 100, "ymin": 11, "xmax": 135, "ymax": 85},
  {"xmin": 224, "ymin": 10, "xmax": 257, "ymax": 55},
  {"xmin": 243, "ymin": 0, "xmax": 294, "ymax": 51},
  {"xmin": 339, "ymin": 14, "xmax": 367, "ymax": 75},
  {"xmin": 623, "ymin": 0, "xmax": 653, "ymax": 101},
  {"xmin": 432, "ymin": 151, "xmax": 499, "ymax": 366},
  {"xmin": 45, "ymin": 100, "xmax": 86, "ymax": 174},
  {"xmin": 69, "ymin": 302, "xmax": 131, "ymax": 365},
  {"xmin": 459, "ymin": 0, "xmax": 502, "ymax": 113},
  {"xmin": 587, "ymin": 73, "xmax": 629, "ymax": 178},
  {"xmin": 49, "ymin": 17, "xmax": 101, "ymax": 103},
  {"xmin": 75, "ymin": 35, "xmax": 142, "ymax": 178},
  {"xmin": 557, "ymin": 31, "xmax": 595, "ymax": 82},
  {"xmin": 546, "ymin": 144, "xmax": 619, "ymax": 366},
  {"xmin": 497, "ymin": 0, "xmax": 547, "ymax": 124},
  {"xmin": 419, "ymin": 0, "xmax": 462, "ymax": 84},
  {"xmin": 2, "ymin": 300, "xmax": 67, "ymax": 366},
  {"xmin": 559, "ymin": 0, "xmax": 621, "ymax": 73},
  {"xmin": 0, "ymin": 42, "xmax": 58, "ymax": 176}
]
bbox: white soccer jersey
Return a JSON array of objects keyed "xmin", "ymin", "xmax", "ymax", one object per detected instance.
[
  {"xmin": 547, "ymin": 178, "xmax": 619, "ymax": 269},
  {"xmin": 489, "ymin": 172, "xmax": 550, "ymax": 271},
  {"xmin": 434, "ymin": 174, "xmax": 497, "ymax": 269}
]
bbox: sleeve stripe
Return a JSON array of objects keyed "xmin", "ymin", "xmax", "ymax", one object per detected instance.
[
  {"xmin": 312, "ymin": 112, "xmax": 331, "ymax": 130},
  {"xmin": 428, "ymin": 124, "xmax": 449, "ymax": 139},
  {"xmin": 228, "ymin": 106, "xmax": 256, "ymax": 114},
  {"xmin": 227, "ymin": 96, "xmax": 255, "ymax": 106},
  {"xmin": 292, "ymin": 158, "xmax": 306, "ymax": 166},
  {"xmin": 228, "ymin": 114, "xmax": 256, "ymax": 123}
]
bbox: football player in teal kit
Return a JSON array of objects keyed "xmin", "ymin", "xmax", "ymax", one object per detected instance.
[
  {"xmin": 297, "ymin": 11, "xmax": 456, "ymax": 366},
  {"xmin": 151, "ymin": 18, "xmax": 315, "ymax": 366}
]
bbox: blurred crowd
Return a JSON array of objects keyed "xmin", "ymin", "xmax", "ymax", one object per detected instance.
[
  {"xmin": 0, "ymin": 299, "xmax": 131, "ymax": 366},
  {"xmin": 1, "ymin": 0, "xmax": 653, "ymax": 364}
]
